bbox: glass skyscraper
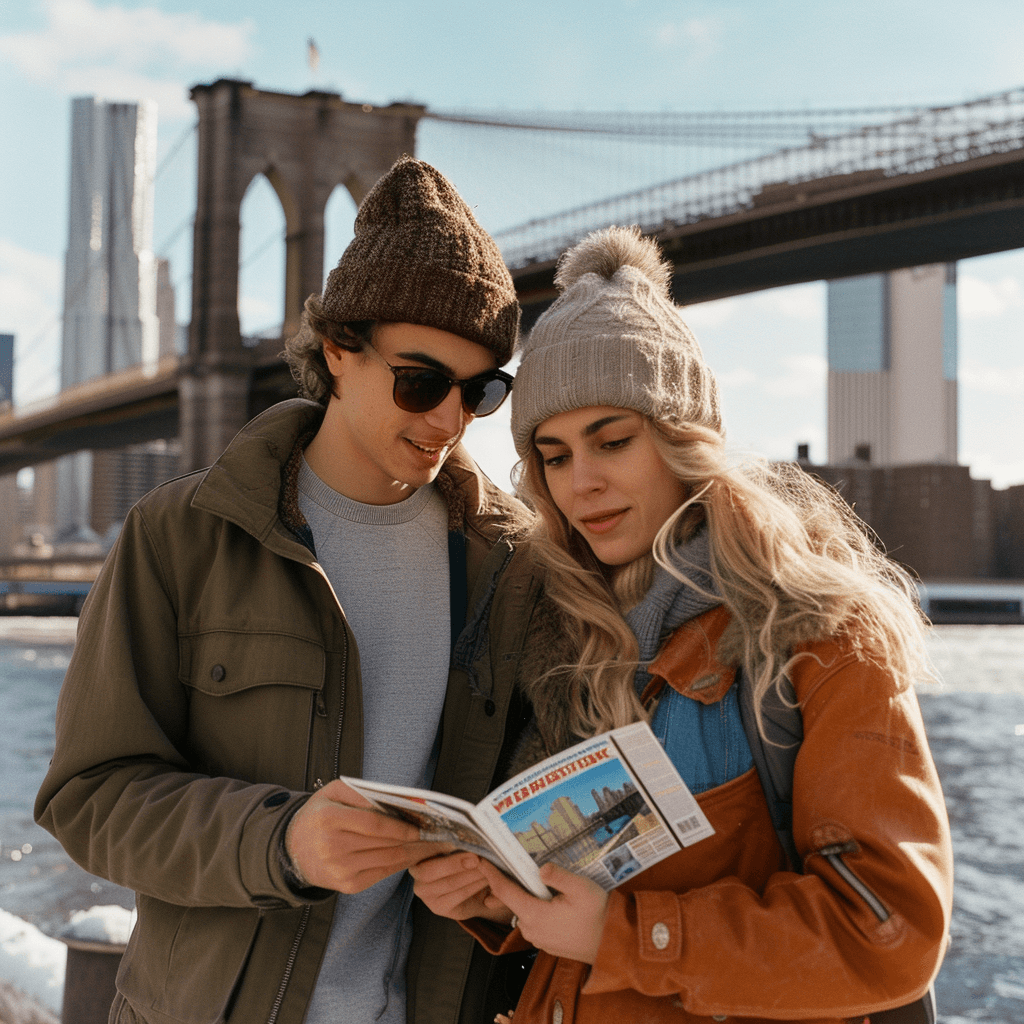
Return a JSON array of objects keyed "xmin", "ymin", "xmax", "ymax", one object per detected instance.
[
  {"xmin": 56, "ymin": 97, "xmax": 159, "ymax": 540},
  {"xmin": 826, "ymin": 264, "xmax": 957, "ymax": 466}
]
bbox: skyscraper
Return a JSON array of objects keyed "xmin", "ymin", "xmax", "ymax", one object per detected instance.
[
  {"xmin": 56, "ymin": 97, "xmax": 159, "ymax": 540},
  {"xmin": 0, "ymin": 333, "xmax": 13, "ymax": 408},
  {"xmin": 826, "ymin": 264, "xmax": 957, "ymax": 467}
]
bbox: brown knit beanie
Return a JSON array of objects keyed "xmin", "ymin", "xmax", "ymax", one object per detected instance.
[
  {"xmin": 511, "ymin": 226, "xmax": 722, "ymax": 457},
  {"xmin": 320, "ymin": 155, "xmax": 519, "ymax": 363}
]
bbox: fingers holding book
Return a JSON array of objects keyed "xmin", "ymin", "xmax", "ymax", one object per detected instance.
[
  {"xmin": 410, "ymin": 851, "xmax": 515, "ymax": 925},
  {"xmin": 479, "ymin": 859, "xmax": 608, "ymax": 964},
  {"xmin": 286, "ymin": 779, "xmax": 437, "ymax": 894}
]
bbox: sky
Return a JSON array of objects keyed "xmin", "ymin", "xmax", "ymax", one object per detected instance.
[{"xmin": 1, "ymin": 0, "xmax": 1022, "ymax": 488}]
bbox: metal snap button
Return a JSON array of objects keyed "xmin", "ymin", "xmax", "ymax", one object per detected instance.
[{"xmin": 651, "ymin": 921, "xmax": 670, "ymax": 949}]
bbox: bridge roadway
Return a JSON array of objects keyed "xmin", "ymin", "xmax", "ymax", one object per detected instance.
[
  {"xmin": 1, "ymin": 144, "xmax": 1022, "ymax": 475},
  {"xmin": 515, "ymin": 143, "xmax": 1024, "ymax": 321},
  {"xmin": 0, "ymin": 341, "xmax": 294, "ymax": 477}
]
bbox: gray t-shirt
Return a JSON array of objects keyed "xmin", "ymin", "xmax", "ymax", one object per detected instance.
[{"xmin": 297, "ymin": 458, "xmax": 451, "ymax": 1023}]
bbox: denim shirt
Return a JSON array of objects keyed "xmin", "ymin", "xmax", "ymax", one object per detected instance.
[{"xmin": 650, "ymin": 681, "xmax": 753, "ymax": 796}]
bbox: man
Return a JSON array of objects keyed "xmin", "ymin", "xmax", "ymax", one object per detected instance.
[{"xmin": 35, "ymin": 157, "xmax": 541, "ymax": 1024}]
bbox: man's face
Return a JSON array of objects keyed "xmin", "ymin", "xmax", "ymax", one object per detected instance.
[{"xmin": 313, "ymin": 322, "xmax": 499, "ymax": 505}]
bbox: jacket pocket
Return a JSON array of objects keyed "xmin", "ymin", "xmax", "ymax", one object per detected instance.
[
  {"xmin": 116, "ymin": 896, "xmax": 262, "ymax": 1024},
  {"xmin": 179, "ymin": 631, "xmax": 326, "ymax": 788}
]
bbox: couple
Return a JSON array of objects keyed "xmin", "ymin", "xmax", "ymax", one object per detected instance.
[{"xmin": 36, "ymin": 157, "xmax": 952, "ymax": 1024}]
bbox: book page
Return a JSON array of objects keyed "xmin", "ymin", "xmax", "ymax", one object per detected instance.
[
  {"xmin": 610, "ymin": 721, "xmax": 716, "ymax": 847},
  {"xmin": 487, "ymin": 727, "xmax": 694, "ymax": 891},
  {"xmin": 339, "ymin": 776, "xmax": 549, "ymax": 897}
]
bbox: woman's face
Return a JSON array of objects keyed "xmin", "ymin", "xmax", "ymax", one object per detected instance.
[{"xmin": 534, "ymin": 406, "xmax": 689, "ymax": 567}]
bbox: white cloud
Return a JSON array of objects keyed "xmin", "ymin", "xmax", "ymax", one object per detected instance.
[
  {"xmin": 0, "ymin": 0, "xmax": 254, "ymax": 119},
  {"xmin": 960, "ymin": 358, "xmax": 1024, "ymax": 398},
  {"xmin": 959, "ymin": 451, "xmax": 1024, "ymax": 492},
  {"xmin": 656, "ymin": 18, "xmax": 722, "ymax": 60},
  {"xmin": 755, "ymin": 285, "xmax": 824, "ymax": 322},
  {"xmin": 0, "ymin": 239, "xmax": 62, "ymax": 402},
  {"xmin": 715, "ymin": 367, "xmax": 758, "ymax": 388},
  {"xmin": 762, "ymin": 353, "xmax": 827, "ymax": 398},
  {"xmin": 711, "ymin": 354, "xmax": 826, "ymax": 398},
  {"xmin": 683, "ymin": 281, "xmax": 824, "ymax": 330},
  {"xmin": 238, "ymin": 294, "xmax": 281, "ymax": 338},
  {"xmin": 959, "ymin": 273, "xmax": 1023, "ymax": 318},
  {"xmin": 680, "ymin": 296, "xmax": 736, "ymax": 329}
]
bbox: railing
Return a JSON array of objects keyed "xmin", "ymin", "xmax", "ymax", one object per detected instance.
[{"xmin": 484, "ymin": 87, "xmax": 1024, "ymax": 269}]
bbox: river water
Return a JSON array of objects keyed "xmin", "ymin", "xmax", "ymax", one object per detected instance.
[{"xmin": 1, "ymin": 618, "xmax": 1022, "ymax": 1022}]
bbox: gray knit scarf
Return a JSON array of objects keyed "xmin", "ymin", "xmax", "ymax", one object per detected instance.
[{"xmin": 624, "ymin": 528, "xmax": 721, "ymax": 695}]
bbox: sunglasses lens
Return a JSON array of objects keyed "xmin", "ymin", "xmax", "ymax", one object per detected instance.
[
  {"xmin": 463, "ymin": 376, "xmax": 511, "ymax": 417},
  {"xmin": 393, "ymin": 370, "xmax": 451, "ymax": 413}
]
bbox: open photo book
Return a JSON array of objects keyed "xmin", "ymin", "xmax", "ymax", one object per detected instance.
[{"xmin": 340, "ymin": 720, "xmax": 715, "ymax": 899}]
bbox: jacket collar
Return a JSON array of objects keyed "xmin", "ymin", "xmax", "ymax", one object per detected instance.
[
  {"xmin": 190, "ymin": 398, "xmax": 526, "ymax": 552},
  {"xmin": 643, "ymin": 604, "xmax": 737, "ymax": 706}
]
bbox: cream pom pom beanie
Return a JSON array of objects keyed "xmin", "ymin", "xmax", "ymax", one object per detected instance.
[{"xmin": 511, "ymin": 225, "xmax": 722, "ymax": 457}]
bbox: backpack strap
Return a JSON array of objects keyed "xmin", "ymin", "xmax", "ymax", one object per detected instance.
[
  {"xmin": 734, "ymin": 666, "xmax": 936, "ymax": 1024},
  {"xmin": 735, "ymin": 665, "xmax": 802, "ymax": 870}
]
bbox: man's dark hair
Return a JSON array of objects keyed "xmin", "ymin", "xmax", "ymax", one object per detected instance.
[{"xmin": 283, "ymin": 295, "xmax": 377, "ymax": 404}]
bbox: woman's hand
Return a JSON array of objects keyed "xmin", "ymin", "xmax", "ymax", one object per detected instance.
[
  {"xmin": 479, "ymin": 859, "xmax": 609, "ymax": 964},
  {"xmin": 409, "ymin": 852, "xmax": 514, "ymax": 925}
]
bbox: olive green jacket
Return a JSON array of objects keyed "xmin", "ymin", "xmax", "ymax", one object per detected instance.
[{"xmin": 35, "ymin": 399, "xmax": 542, "ymax": 1024}]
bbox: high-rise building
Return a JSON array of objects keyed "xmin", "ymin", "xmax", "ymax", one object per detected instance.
[
  {"xmin": 55, "ymin": 97, "xmax": 159, "ymax": 540},
  {"xmin": 0, "ymin": 333, "xmax": 13, "ymax": 408},
  {"xmin": 827, "ymin": 264, "xmax": 957, "ymax": 467},
  {"xmin": 156, "ymin": 258, "xmax": 179, "ymax": 359},
  {"xmin": 0, "ymin": 333, "xmax": 16, "ymax": 555}
]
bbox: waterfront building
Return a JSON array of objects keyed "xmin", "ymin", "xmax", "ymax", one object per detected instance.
[{"xmin": 827, "ymin": 264, "xmax": 958, "ymax": 467}]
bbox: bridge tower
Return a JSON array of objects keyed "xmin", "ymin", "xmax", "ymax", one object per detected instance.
[{"xmin": 183, "ymin": 79, "xmax": 425, "ymax": 472}]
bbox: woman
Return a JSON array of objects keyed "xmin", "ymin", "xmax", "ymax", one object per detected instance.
[{"xmin": 410, "ymin": 226, "xmax": 953, "ymax": 1024}]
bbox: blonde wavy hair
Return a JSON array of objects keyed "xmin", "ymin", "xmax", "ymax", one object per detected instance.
[{"xmin": 516, "ymin": 416, "xmax": 932, "ymax": 741}]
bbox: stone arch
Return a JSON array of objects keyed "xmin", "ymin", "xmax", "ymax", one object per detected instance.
[
  {"xmin": 322, "ymin": 183, "xmax": 360, "ymax": 286},
  {"xmin": 181, "ymin": 79, "xmax": 424, "ymax": 471},
  {"xmin": 236, "ymin": 169, "xmax": 289, "ymax": 340}
]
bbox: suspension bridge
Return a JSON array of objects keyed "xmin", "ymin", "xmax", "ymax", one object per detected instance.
[{"xmin": 1, "ymin": 82, "xmax": 1022, "ymax": 477}]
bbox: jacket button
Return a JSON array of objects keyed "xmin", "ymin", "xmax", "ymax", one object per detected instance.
[
  {"xmin": 712, "ymin": 1017, "xmax": 728, "ymax": 1022},
  {"xmin": 651, "ymin": 922, "xmax": 670, "ymax": 949},
  {"xmin": 552, "ymin": 1000, "xmax": 563, "ymax": 1024},
  {"xmin": 210, "ymin": 664, "xmax": 226, "ymax": 682},
  {"xmin": 484, "ymin": 699, "xmax": 496, "ymax": 716}
]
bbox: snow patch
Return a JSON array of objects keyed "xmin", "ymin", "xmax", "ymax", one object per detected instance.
[
  {"xmin": 0, "ymin": 908, "xmax": 65, "ymax": 1013},
  {"xmin": 62, "ymin": 904, "xmax": 136, "ymax": 946}
]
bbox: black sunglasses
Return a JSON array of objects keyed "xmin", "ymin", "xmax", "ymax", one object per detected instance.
[{"xmin": 362, "ymin": 343, "xmax": 514, "ymax": 417}]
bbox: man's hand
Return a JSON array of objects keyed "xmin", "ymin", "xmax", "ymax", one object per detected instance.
[
  {"xmin": 286, "ymin": 780, "xmax": 438, "ymax": 893},
  {"xmin": 410, "ymin": 851, "xmax": 514, "ymax": 925},
  {"xmin": 479, "ymin": 860, "xmax": 608, "ymax": 964}
]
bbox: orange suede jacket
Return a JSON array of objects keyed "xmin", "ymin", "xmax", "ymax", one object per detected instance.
[{"xmin": 474, "ymin": 606, "xmax": 953, "ymax": 1024}]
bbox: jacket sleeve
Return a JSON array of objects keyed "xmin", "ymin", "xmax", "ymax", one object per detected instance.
[
  {"xmin": 584, "ymin": 648, "xmax": 953, "ymax": 1020},
  {"xmin": 34, "ymin": 502, "xmax": 317, "ymax": 912}
]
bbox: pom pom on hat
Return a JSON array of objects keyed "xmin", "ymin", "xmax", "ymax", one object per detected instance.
[
  {"xmin": 554, "ymin": 225, "xmax": 673, "ymax": 296},
  {"xmin": 510, "ymin": 225, "xmax": 722, "ymax": 457}
]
